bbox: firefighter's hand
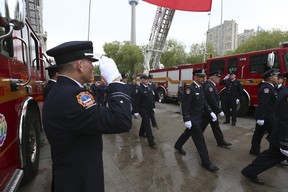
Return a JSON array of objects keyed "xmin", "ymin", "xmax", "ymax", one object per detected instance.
[
  {"xmin": 256, "ymin": 120, "xmax": 264, "ymax": 126},
  {"xmin": 210, "ymin": 112, "xmax": 217, "ymax": 122},
  {"xmin": 280, "ymin": 148, "xmax": 288, "ymax": 157},
  {"xmin": 134, "ymin": 113, "xmax": 139, "ymax": 117},
  {"xmin": 236, "ymin": 99, "xmax": 240, "ymax": 104},
  {"xmin": 153, "ymin": 108, "xmax": 156, "ymax": 112},
  {"xmin": 98, "ymin": 56, "xmax": 121, "ymax": 84},
  {"xmin": 223, "ymin": 74, "xmax": 230, "ymax": 80},
  {"xmin": 184, "ymin": 121, "xmax": 192, "ymax": 129},
  {"xmin": 219, "ymin": 111, "xmax": 225, "ymax": 117}
]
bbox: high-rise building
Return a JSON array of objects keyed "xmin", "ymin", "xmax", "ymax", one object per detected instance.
[
  {"xmin": 25, "ymin": 0, "xmax": 47, "ymax": 50},
  {"xmin": 207, "ymin": 20, "xmax": 238, "ymax": 55},
  {"xmin": 237, "ymin": 29, "xmax": 256, "ymax": 47}
]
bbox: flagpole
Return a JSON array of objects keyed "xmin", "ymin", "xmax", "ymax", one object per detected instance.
[
  {"xmin": 203, "ymin": 12, "xmax": 211, "ymax": 63},
  {"xmin": 87, "ymin": 0, "xmax": 92, "ymax": 40},
  {"xmin": 220, "ymin": 0, "xmax": 223, "ymax": 56}
]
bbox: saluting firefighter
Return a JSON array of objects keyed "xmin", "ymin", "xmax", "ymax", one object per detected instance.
[
  {"xmin": 134, "ymin": 74, "xmax": 156, "ymax": 148},
  {"xmin": 220, "ymin": 70, "xmax": 244, "ymax": 126},
  {"xmin": 174, "ymin": 69, "xmax": 219, "ymax": 173},
  {"xmin": 43, "ymin": 41, "xmax": 132, "ymax": 192},
  {"xmin": 201, "ymin": 71, "xmax": 232, "ymax": 147},
  {"xmin": 249, "ymin": 68, "xmax": 278, "ymax": 156}
]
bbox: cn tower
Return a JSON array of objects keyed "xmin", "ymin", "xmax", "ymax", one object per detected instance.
[{"xmin": 128, "ymin": 0, "xmax": 139, "ymax": 45}]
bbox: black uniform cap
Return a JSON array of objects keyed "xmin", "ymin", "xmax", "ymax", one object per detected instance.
[
  {"xmin": 140, "ymin": 74, "xmax": 149, "ymax": 79},
  {"xmin": 208, "ymin": 71, "xmax": 221, "ymax": 77},
  {"xmin": 46, "ymin": 41, "xmax": 98, "ymax": 65},
  {"xmin": 45, "ymin": 64, "xmax": 58, "ymax": 71},
  {"xmin": 193, "ymin": 69, "xmax": 206, "ymax": 77},
  {"xmin": 262, "ymin": 68, "xmax": 279, "ymax": 79},
  {"xmin": 228, "ymin": 70, "xmax": 237, "ymax": 75}
]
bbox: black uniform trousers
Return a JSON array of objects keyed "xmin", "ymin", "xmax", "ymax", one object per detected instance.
[
  {"xmin": 242, "ymin": 145, "xmax": 287, "ymax": 178},
  {"xmin": 174, "ymin": 124, "xmax": 211, "ymax": 165},
  {"xmin": 250, "ymin": 120, "xmax": 274, "ymax": 153},
  {"xmin": 150, "ymin": 110, "xmax": 157, "ymax": 126},
  {"xmin": 139, "ymin": 111, "xmax": 154, "ymax": 142},
  {"xmin": 222, "ymin": 98, "xmax": 237, "ymax": 123},
  {"xmin": 201, "ymin": 115, "xmax": 224, "ymax": 145}
]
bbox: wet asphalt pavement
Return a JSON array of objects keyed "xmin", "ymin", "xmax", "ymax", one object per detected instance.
[{"xmin": 19, "ymin": 102, "xmax": 287, "ymax": 192}]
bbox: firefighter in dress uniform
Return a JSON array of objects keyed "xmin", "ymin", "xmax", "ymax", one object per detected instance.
[
  {"xmin": 220, "ymin": 70, "xmax": 244, "ymax": 126},
  {"xmin": 148, "ymin": 74, "xmax": 159, "ymax": 128},
  {"xmin": 43, "ymin": 41, "xmax": 132, "ymax": 192},
  {"xmin": 201, "ymin": 71, "xmax": 232, "ymax": 147},
  {"xmin": 43, "ymin": 64, "xmax": 58, "ymax": 100},
  {"xmin": 249, "ymin": 68, "xmax": 278, "ymax": 156},
  {"xmin": 134, "ymin": 74, "xmax": 156, "ymax": 148},
  {"xmin": 174, "ymin": 70, "xmax": 219, "ymax": 172},
  {"xmin": 241, "ymin": 83, "xmax": 288, "ymax": 185}
]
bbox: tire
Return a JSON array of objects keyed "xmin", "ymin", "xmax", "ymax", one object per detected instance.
[
  {"xmin": 237, "ymin": 95, "xmax": 249, "ymax": 117},
  {"xmin": 21, "ymin": 108, "xmax": 41, "ymax": 184},
  {"xmin": 157, "ymin": 88, "xmax": 166, "ymax": 103},
  {"xmin": 220, "ymin": 91, "xmax": 249, "ymax": 117}
]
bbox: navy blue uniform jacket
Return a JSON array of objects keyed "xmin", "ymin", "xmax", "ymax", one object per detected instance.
[
  {"xmin": 43, "ymin": 76, "xmax": 132, "ymax": 192},
  {"xmin": 182, "ymin": 82, "xmax": 212, "ymax": 125}
]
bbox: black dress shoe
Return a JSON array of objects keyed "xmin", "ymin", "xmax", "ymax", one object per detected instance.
[
  {"xmin": 223, "ymin": 121, "xmax": 230, "ymax": 124},
  {"xmin": 149, "ymin": 141, "xmax": 156, "ymax": 149},
  {"xmin": 249, "ymin": 150, "xmax": 260, "ymax": 156},
  {"xmin": 174, "ymin": 146, "xmax": 186, "ymax": 155},
  {"xmin": 241, "ymin": 170, "xmax": 264, "ymax": 185},
  {"xmin": 218, "ymin": 141, "xmax": 232, "ymax": 147},
  {"xmin": 201, "ymin": 163, "xmax": 219, "ymax": 172},
  {"xmin": 231, "ymin": 122, "xmax": 236, "ymax": 126}
]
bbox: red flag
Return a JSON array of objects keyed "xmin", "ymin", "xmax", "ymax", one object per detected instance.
[{"xmin": 143, "ymin": 0, "xmax": 212, "ymax": 12}]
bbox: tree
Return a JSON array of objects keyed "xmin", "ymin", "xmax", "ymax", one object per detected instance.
[
  {"xmin": 103, "ymin": 41, "xmax": 144, "ymax": 79},
  {"xmin": 160, "ymin": 38, "xmax": 187, "ymax": 68},
  {"xmin": 234, "ymin": 30, "xmax": 288, "ymax": 54}
]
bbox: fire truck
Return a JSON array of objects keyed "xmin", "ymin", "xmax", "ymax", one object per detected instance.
[
  {"xmin": 150, "ymin": 43, "xmax": 288, "ymax": 116},
  {"xmin": 0, "ymin": 0, "xmax": 47, "ymax": 191}
]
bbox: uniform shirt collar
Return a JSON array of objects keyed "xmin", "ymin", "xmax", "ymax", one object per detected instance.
[
  {"xmin": 59, "ymin": 74, "xmax": 83, "ymax": 88},
  {"xmin": 49, "ymin": 79, "xmax": 57, "ymax": 83},
  {"xmin": 194, "ymin": 81, "xmax": 201, "ymax": 88},
  {"xmin": 208, "ymin": 79, "xmax": 216, "ymax": 86}
]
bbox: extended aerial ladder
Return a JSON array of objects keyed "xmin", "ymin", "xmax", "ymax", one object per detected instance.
[{"xmin": 143, "ymin": 7, "xmax": 175, "ymax": 73}]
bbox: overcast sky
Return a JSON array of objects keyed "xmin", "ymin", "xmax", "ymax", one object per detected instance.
[{"xmin": 43, "ymin": 0, "xmax": 288, "ymax": 54}]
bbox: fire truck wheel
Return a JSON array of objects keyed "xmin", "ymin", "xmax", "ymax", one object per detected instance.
[
  {"xmin": 237, "ymin": 96, "xmax": 249, "ymax": 117},
  {"xmin": 21, "ymin": 108, "xmax": 41, "ymax": 184},
  {"xmin": 157, "ymin": 88, "xmax": 166, "ymax": 103}
]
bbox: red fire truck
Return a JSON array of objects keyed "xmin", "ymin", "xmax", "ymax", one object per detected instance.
[
  {"xmin": 0, "ymin": 1, "xmax": 47, "ymax": 191},
  {"xmin": 150, "ymin": 42, "xmax": 288, "ymax": 116}
]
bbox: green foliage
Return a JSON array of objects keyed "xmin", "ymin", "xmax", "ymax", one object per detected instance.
[
  {"xmin": 234, "ymin": 30, "xmax": 288, "ymax": 54},
  {"xmin": 160, "ymin": 39, "xmax": 187, "ymax": 67},
  {"xmin": 103, "ymin": 41, "xmax": 144, "ymax": 79}
]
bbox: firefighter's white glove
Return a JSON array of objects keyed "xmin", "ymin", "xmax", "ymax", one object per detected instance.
[
  {"xmin": 219, "ymin": 111, "xmax": 225, "ymax": 117},
  {"xmin": 98, "ymin": 56, "xmax": 121, "ymax": 84},
  {"xmin": 280, "ymin": 148, "xmax": 288, "ymax": 157},
  {"xmin": 158, "ymin": 99, "xmax": 162, "ymax": 103},
  {"xmin": 256, "ymin": 120, "xmax": 264, "ymax": 126},
  {"xmin": 210, "ymin": 112, "xmax": 217, "ymax": 122},
  {"xmin": 223, "ymin": 74, "xmax": 230, "ymax": 80},
  {"xmin": 153, "ymin": 108, "xmax": 156, "ymax": 112},
  {"xmin": 236, "ymin": 99, "xmax": 240, "ymax": 104},
  {"xmin": 134, "ymin": 113, "xmax": 139, "ymax": 117},
  {"xmin": 184, "ymin": 121, "xmax": 192, "ymax": 129}
]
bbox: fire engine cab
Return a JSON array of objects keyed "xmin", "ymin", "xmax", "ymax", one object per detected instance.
[{"xmin": 0, "ymin": 0, "xmax": 47, "ymax": 191}]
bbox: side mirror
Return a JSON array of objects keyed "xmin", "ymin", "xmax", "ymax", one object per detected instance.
[
  {"xmin": 0, "ymin": 0, "xmax": 25, "ymax": 30},
  {"xmin": 267, "ymin": 52, "xmax": 275, "ymax": 68}
]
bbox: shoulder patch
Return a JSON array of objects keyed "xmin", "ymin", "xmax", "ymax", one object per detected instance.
[
  {"xmin": 185, "ymin": 88, "xmax": 191, "ymax": 94},
  {"xmin": 263, "ymin": 88, "xmax": 270, "ymax": 94},
  {"xmin": 76, "ymin": 91, "xmax": 96, "ymax": 108},
  {"xmin": 209, "ymin": 87, "xmax": 213, "ymax": 92}
]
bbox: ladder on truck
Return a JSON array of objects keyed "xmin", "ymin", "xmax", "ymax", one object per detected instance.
[{"xmin": 143, "ymin": 7, "xmax": 175, "ymax": 73}]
